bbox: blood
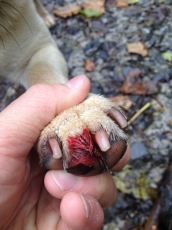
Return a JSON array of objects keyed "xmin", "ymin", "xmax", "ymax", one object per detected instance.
[{"xmin": 67, "ymin": 129, "xmax": 100, "ymax": 167}]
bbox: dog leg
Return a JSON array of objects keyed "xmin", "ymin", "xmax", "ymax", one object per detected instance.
[
  {"xmin": 33, "ymin": 0, "xmax": 56, "ymax": 28},
  {"xmin": 28, "ymin": 44, "xmax": 68, "ymax": 86}
]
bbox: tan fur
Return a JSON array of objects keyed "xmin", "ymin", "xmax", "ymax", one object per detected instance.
[
  {"xmin": 34, "ymin": 0, "xmax": 56, "ymax": 27},
  {"xmin": 38, "ymin": 94, "xmax": 127, "ymax": 168},
  {"xmin": 0, "ymin": 0, "xmax": 68, "ymax": 88}
]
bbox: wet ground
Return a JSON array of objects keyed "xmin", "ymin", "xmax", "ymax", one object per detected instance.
[{"xmin": 0, "ymin": 0, "xmax": 172, "ymax": 229}]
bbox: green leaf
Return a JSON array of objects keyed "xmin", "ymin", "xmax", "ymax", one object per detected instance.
[
  {"xmin": 79, "ymin": 9, "xmax": 102, "ymax": 18},
  {"xmin": 128, "ymin": 0, "xmax": 140, "ymax": 4},
  {"xmin": 162, "ymin": 52, "xmax": 172, "ymax": 62},
  {"xmin": 113, "ymin": 165, "xmax": 157, "ymax": 200}
]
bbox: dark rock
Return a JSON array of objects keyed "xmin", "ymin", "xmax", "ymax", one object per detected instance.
[
  {"xmin": 91, "ymin": 20, "xmax": 108, "ymax": 33},
  {"xmin": 0, "ymin": 85, "xmax": 7, "ymax": 99},
  {"xmin": 84, "ymin": 39, "xmax": 101, "ymax": 57},
  {"xmin": 96, "ymin": 49, "xmax": 108, "ymax": 61}
]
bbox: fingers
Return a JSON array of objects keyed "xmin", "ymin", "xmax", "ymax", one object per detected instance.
[
  {"xmin": 0, "ymin": 75, "xmax": 90, "ymax": 157},
  {"xmin": 36, "ymin": 187, "xmax": 61, "ymax": 229},
  {"xmin": 44, "ymin": 171, "xmax": 117, "ymax": 209},
  {"xmin": 37, "ymin": 189, "xmax": 104, "ymax": 230},
  {"xmin": 58, "ymin": 192, "xmax": 104, "ymax": 230}
]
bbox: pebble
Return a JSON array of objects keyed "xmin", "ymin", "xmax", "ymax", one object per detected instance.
[
  {"xmin": 130, "ymin": 142, "xmax": 149, "ymax": 160},
  {"xmin": 68, "ymin": 50, "xmax": 85, "ymax": 69}
]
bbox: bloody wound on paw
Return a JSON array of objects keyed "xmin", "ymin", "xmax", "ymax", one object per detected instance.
[{"xmin": 37, "ymin": 94, "xmax": 128, "ymax": 176}]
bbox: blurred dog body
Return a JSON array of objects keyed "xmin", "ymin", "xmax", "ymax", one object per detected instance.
[{"xmin": 0, "ymin": 0, "xmax": 68, "ymax": 88}]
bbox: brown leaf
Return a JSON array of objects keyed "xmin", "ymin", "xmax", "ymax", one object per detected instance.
[
  {"xmin": 126, "ymin": 42, "xmax": 148, "ymax": 57},
  {"xmin": 149, "ymin": 7, "xmax": 171, "ymax": 25},
  {"xmin": 84, "ymin": 60, "xmax": 96, "ymax": 72},
  {"xmin": 121, "ymin": 68, "xmax": 145, "ymax": 94},
  {"xmin": 53, "ymin": 0, "xmax": 105, "ymax": 18},
  {"xmin": 143, "ymin": 79, "xmax": 158, "ymax": 95},
  {"xmin": 116, "ymin": 0, "xmax": 128, "ymax": 7},
  {"xmin": 53, "ymin": 5, "xmax": 81, "ymax": 18},
  {"xmin": 83, "ymin": 0, "xmax": 105, "ymax": 13},
  {"xmin": 121, "ymin": 68, "xmax": 158, "ymax": 95},
  {"xmin": 110, "ymin": 95, "xmax": 133, "ymax": 110}
]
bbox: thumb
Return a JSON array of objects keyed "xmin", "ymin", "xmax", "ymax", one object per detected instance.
[{"xmin": 0, "ymin": 75, "xmax": 90, "ymax": 157}]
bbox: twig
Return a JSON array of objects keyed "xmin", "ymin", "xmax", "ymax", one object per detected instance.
[
  {"xmin": 128, "ymin": 102, "xmax": 151, "ymax": 125},
  {"xmin": 143, "ymin": 199, "xmax": 161, "ymax": 230},
  {"xmin": 132, "ymin": 124, "xmax": 153, "ymax": 148},
  {"xmin": 152, "ymin": 95, "xmax": 165, "ymax": 109},
  {"xmin": 138, "ymin": 28, "xmax": 145, "ymax": 45}
]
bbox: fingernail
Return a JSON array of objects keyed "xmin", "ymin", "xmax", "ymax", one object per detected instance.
[
  {"xmin": 52, "ymin": 170, "xmax": 78, "ymax": 191},
  {"xmin": 80, "ymin": 194, "xmax": 93, "ymax": 220},
  {"xmin": 65, "ymin": 75, "xmax": 86, "ymax": 89}
]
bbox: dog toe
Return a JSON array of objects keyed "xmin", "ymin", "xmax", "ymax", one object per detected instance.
[{"xmin": 37, "ymin": 94, "xmax": 128, "ymax": 175}]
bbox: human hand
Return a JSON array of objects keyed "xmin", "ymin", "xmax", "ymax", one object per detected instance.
[{"xmin": 0, "ymin": 75, "xmax": 130, "ymax": 230}]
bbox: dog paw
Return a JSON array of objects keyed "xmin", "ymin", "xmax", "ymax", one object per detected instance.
[
  {"xmin": 37, "ymin": 94, "xmax": 128, "ymax": 176},
  {"xmin": 43, "ymin": 14, "xmax": 56, "ymax": 28}
]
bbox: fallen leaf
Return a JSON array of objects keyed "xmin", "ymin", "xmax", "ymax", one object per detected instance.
[
  {"xmin": 128, "ymin": 0, "xmax": 140, "ymax": 4},
  {"xmin": 110, "ymin": 95, "xmax": 133, "ymax": 110},
  {"xmin": 53, "ymin": 5, "xmax": 81, "ymax": 18},
  {"xmin": 149, "ymin": 7, "xmax": 171, "ymax": 25},
  {"xmin": 84, "ymin": 60, "xmax": 96, "ymax": 72},
  {"xmin": 113, "ymin": 165, "xmax": 157, "ymax": 200},
  {"xmin": 134, "ymin": 172, "xmax": 157, "ymax": 200},
  {"xmin": 83, "ymin": 0, "xmax": 105, "ymax": 13},
  {"xmin": 120, "ymin": 68, "xmax": 158, "ymax": 95},
  {"xmin": 162, "ymin": 51, "xmax": 172, "ymax": 62},
  {"xmin": 144, "ymin": 79, "xmax": 159, "ymax": 95},
  {"xmin": 116, "ymin": 0, "xmax": 128, "ymax": 7},
  {"xmin": 53, "ymin": 0, "xmax": 105, "ymax": 18},
  {"xmin": 79, "ymin": 9, "xmax": 102, "ymax": 18},
  {"xmin": 126, "ymin": 42, "xmax": 148, "ymax": 57},
  {"xmin": 121, "ymin": 68, "xmax": 145, "ymax": 94}
]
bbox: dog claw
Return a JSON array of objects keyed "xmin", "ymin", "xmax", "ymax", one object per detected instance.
[
  {"xmin": 37, "ymin": 94, "xmax": 128, "ymax": 175},
  {"xmin": 48, "ymin": 138, "xmax": 62, "ymax": 159},
  {"xmin": 95, "ymin": 130, "xmax": 110, "ymax": 152},
  {"xmin": 109, "ymin": 108, "xmax": 128, "ymax": 128}
]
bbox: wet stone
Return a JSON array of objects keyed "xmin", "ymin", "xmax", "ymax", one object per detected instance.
[
  {"xmin": 0, "ymin": 85, "xmax": 7, "ymax": 99},
  {"xmin": 96, "ymin": 50, "xmax": 108, "ymax": 61},
  {"xmin": 84, "ymin": 39, "xmax": 102, "ymax": 57},
  {"xmin": 131, "ymin": 142, "xmax": 149, "ymax": 160}
]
